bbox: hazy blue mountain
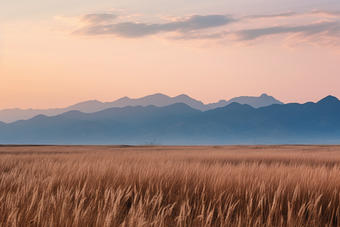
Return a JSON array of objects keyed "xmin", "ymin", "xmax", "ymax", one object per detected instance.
[
  {"xmin": 256, "ymin": 95, "xmax": 340, "ymax": 133},
  {"xmin": 0, "ymin": 96, "xmax": 338, "ymax": 145},
  {"xmin": 0, "ymin": 94, "xmax": 204, "ymax": 123},
  {"xmin": 0, "ymin": 114, "xmax": 130, "ymax": 144},
  {"xmin": 108, "ymin": 94, "xmax": 207, "ymax": 110},
  {"xmin": 0, "ymin": 93, "xmax": 282, "ymax": 123},
  {"xmin": 123, "ymin": 97, "xmax": 339, "ymax": 145},
  {"xmin": 60, "ymin": 103, "xmax": 201, "ymax": 127},
  {"xmin": 131, "ymin": 103, "xmax": 294, "ymax": 145},
  {"xmin": 0, "ymin": 103, "xmax": 201, "ymax": 144},
  {"xmin": 207, "ymin": 93, "xmax": 283, "ymax": 109}
]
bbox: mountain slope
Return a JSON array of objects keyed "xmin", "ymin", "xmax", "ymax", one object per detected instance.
[
  {"xmin": 0, "ymin": 93, "xmax": 283, "ymax": 123},
  {"xmin": 129, "ymin": 103, "xmax": 294, "ymax": 144},
  {"xmin": 60, "ymin": 102, "xmax": 201, "ymax": 127},
  {"xmin": 207, "ymin": 93, "xmax": 283, "ymax": 109},
  {"xmin": 0, "ymin": 96, "xmax": 338, "ymax": 145},
  {"xmin": 0, "ymin": 115, "xmax": 130, "ymax": 144}
]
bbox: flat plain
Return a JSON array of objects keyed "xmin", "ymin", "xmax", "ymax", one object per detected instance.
[{"xmin": 1, "ymin": 145, "xmax": 340, "ymax": 226}]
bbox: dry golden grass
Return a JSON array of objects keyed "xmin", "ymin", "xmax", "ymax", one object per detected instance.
[{"xmin": 1, "ymin": 145, "xmax": 340, "ymax": 226}]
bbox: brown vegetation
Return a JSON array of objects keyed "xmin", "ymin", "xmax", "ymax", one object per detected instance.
[{"xmin": 1, "ymin": 145, "xmax": 340, "ymax": 226}]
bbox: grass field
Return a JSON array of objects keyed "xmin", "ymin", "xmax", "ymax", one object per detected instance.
[{"xmin": 1, "ymin": 145, "xmax": 340, "ymax": 226}]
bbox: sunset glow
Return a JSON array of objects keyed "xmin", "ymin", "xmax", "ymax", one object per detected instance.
[{"xmin": 1, "ymin": 0, "xmax": 339, "ymax": 109}]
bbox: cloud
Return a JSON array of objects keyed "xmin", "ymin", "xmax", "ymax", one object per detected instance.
[
  {"xmin": 167, "ymin": 19, "xmax": 340, "ymax": 47},
  {"xmin": 56, "ymin": 13, "xmax": 118, "ymax": 25},
  {"xmin": 245, "ymin": 11, "xmax": 298, "ymax": 19},
  {"xmin": 56, "ymin": 10, "xmax": 340, "ymax": 48},
  {"xmin": 166, "ymin": 31, "xmax": 230, "ymax": 40},
  {"xmin": 310, "ymin": 10, "xmax": 340, "ymax": 18},
  {"xmin": 236, "ymin": 20, "xmax": 340, "ymax": 41},
  {"xmin": 72, "ymin": 15, "xmax": 237, "ymax": 38},
  {"xmin": 77, "ymin": 13, "xmax": 118, "ymax": 24}
]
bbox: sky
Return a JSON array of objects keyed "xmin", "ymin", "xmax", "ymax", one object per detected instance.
[{"xmin": 0, "ymin": 0, "xmax": 339, "ymax": 109}]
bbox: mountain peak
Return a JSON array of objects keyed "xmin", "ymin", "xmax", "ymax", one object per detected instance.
[
  {"xmin": 116, "ymin": 96, "xmax": 131, "ymax": 101},
  {"xmin": 317, "ymin": 95, "xmax": 340, "ymax": 104},
  {"xmin": 176, "ymin": 94, "xmax": 190, "ymax": 98},
  {"xmin": 0, "ymin": 93, "xmax": 284, "ymax": 123},
  {"xmin": 147, "ymin": 93, "xmax": 169, "ymax": 98},
  {"xmin": 30, "ymin": 114, "xmax": 49, "ymax": 120},
  {"xmin": 161, "ymin": 102, "xmax": 201, "ymax": 113}
]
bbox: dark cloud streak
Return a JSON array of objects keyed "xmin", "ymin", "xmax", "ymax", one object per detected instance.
[
  {"xmin": 245, "ymin": 11, "xmax": 297, "ymax": 19},
  {"xmin": 76, "ymin": 13, "xmax": 118, "ymax": 24},
  {"xmin": 236, "ymin": 21, "xmax": 340, "ymax": 41},
  {"xmin": 61, "ymin": 10, "xmax": 340, "ymax": 47},
  {"xmin": 310, "ymin": 10, "xmax": 340, "ymax": 17},
  {"xmin": 166, "ymin": 31, "xmax": 230, "ymax": 40},
  {"xmin": 73, "ymin": 15, "xmax": 237, "ymax": 38}
]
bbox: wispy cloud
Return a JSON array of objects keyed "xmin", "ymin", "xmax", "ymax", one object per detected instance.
[
  {"xmin": 245, "ymin": 11, "xmax": 298, "ymax": 19},
  {"xmin": 56, "ymin": 13, "xmax": 119, "ymax": 25},
  {"xmin": 236, "ymin": 20, "xmax": 340, "ymax": 41},
  {"xmin": 166, "ymin": 31, "xmax": 230, "ymax": 40},
  {"xmin": 56, "ymin": 10, "xmax": 340, "ymax": 48},
  {"xmin": 310, "ymin": 10, "xmax": 340, "ymax": 18},
  {"xmin": 72, "ymin": 14, "xmax": 237, "ymax": 38}
]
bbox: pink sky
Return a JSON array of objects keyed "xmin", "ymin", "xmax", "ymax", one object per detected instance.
[{"xmin": 1, "ymin": 0, "xmax": 339, "ymax": 109}]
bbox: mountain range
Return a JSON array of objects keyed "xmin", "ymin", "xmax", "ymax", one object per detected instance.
[
  {"xmin": 0, "ymin": 93, "xmax": 282, "ymax": 123},
  {"xmin": 0, "ymin": 95, "xmax": 339, "ymax": 145}
]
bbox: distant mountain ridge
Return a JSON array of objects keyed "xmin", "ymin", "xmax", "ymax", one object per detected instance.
[
  {"xmin": 208, "ymin": 93, "xmax": 283, "ymax": 109},
  {"xmin": 0, "ymin": 95, "xmax": 339, "ymax": 145},
  {"xmin": 0, "ymin": 93, "xmax": 283, "ymax": 123}
]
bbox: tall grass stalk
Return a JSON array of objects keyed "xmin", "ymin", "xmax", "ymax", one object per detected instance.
[{"xmin": 1, "ymin": 145, "xmax": 340, "ymax": 226}]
